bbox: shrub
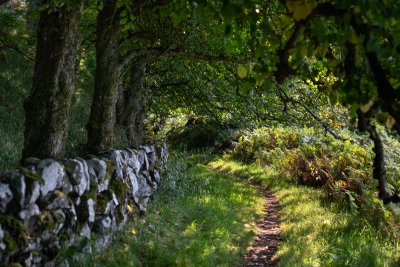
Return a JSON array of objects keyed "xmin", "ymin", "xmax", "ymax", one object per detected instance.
[
  {"xmin": 168, "ymin": 118, "xmax": 242, "ymax": 151},
  {"xmin": 229, "ymin": 126, "xmax": 400, "ymax": 236}
]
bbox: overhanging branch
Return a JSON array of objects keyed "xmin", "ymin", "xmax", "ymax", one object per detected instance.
[{"xmin": 122, "ymin": 47, "xmax": 249, "ymax": 68}]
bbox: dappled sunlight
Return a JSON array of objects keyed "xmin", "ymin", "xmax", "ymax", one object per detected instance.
[
  {"xmin": 87, "ymin": 163, "xmax": 264, "ymax": 266},
  {"xmin": 210, "ymin": 158, "xmax": 400, "ymax": 267}
]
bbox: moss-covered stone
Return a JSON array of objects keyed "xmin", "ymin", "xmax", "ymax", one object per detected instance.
[
  {"xmin": 103, "ymin": 159, "xmax": 115, "ymax": 180},
  {"xmin": 95, "ymin": 190, "xmax": 113, "ymax": 214},
  {"xmin": 109, "ymin": 179, "xmax": 128, "ymax": 199},
  {"xmin": 37, "ymin": 210, "xmax": 64, "ymax": 234},
  {"xmin": 0, "ymin": 144, "xmax": 168, "ymax": 265},
  {"xmin": 18, "ymin": 168, "xmax": 44, "ymax": 184},
  {"xmin": 0, "ymin": 215, "xmax": 28, "ymax": 252}
]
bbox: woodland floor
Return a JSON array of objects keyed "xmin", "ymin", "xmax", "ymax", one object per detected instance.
[{"xmin": 205, "ymin": 165, "xmax": 281, "ymax": 266}]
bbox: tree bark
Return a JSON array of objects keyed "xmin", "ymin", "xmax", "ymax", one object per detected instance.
[
  {"xmin": 22, "ymin": 0, "xmax": 85, "ymax": 160},
  {"xmin": 118, "ymin": 60, "xmax": 147, "ymax": 146},
  {"xmin": 356, "ymin": 106, "xmax": 390, "ymax": 199},
  {"xmin": 86, "ymin": 0, "xmax": 122, "ymax": 153}
]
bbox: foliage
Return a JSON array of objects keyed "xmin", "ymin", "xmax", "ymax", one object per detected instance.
[
  {"xmin": 167, "ymin": 117, "xmax": 242, "ymax": 151},
  {"xmin": 209, "ymin": 159, "xmax": 400, "ymax": 266},
  {"xmin": 0, "ymin": 5, "xmax": 33, "ymax": 168},
  {"xmin": 229, "ymin": 126, "xmax": 400, "ymax": 236}
]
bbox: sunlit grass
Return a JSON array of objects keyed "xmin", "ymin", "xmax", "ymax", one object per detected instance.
[
  {"xmin": 209, "ymin": 158, "xmax": 400, "ymax": 267},
  {"xmin": 78, "ymin": 164, "xmax": 264, "ymax": 267}
]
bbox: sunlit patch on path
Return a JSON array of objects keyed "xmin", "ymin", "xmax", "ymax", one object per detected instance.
[{"xmin": 204, "ymin": 165, "xmax": 281, "ymax": 266}]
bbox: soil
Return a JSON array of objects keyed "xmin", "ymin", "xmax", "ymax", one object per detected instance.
[
  {"xmin": 243, "ymin": 181, "xmax": 281, "ymax": 266},
  {"xmin": 204, "ymin": 165, "xmax": 281, "ymax": 267}
]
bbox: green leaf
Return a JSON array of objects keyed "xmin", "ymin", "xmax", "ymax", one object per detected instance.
[{"xmin": 237, "ymin": 65, "xmax": 248, "ymax": 78}]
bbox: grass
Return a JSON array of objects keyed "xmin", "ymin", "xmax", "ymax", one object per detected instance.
[
  {"xmin": 0, "ymin": 51, "xmax": 31, "ymax": 168},
  {"xmin": 209, "ymin": 157, "xmax": 400, "ymax": 267},
  {"xmin": 71, "ymin": 159, "xmax": 264, "ymax": 266}
]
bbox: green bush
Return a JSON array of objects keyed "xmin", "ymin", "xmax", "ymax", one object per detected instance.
[
  {"xmin": 168, "ymin": 118, "xmax": 242, "ymax": 151},
  {"xmin": 229, "ymin": 126, "xmax": 400, "ymax": 237}
]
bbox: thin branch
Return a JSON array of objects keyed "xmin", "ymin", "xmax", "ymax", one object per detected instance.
[
  {"xmin": 0, "ymin": 40, "xmax": 34, "ymax": 61},
  {"xmin": 287, "ymin": 95, "xmax": 346, "ymax": 140}
]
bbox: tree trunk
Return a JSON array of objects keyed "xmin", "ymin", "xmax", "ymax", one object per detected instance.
[
  {"xmin": 118, "ymin": 60, "xmax": 147, "ymax": 146},
  {"xmin": 22, "ymin": 0, "xmax": 85, "ymax": 161},
  {"xmin": 86, "ymin": 0, "xmax": 122, "ymax": 153}
]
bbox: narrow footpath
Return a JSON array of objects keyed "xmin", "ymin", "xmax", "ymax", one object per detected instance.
[{"xmin": 204, "ymin": 165, "xmax": 281, "ymax": 266}]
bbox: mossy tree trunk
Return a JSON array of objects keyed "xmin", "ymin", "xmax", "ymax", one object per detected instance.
[
  {"xmin": 117, "ymin": 60, "xmax": 147, "ymax": 146},
  {"xmin": 86, "ymin": 0, "xmax": 122, "ymax": 153},
  {"xmin": 22, "ymin": 0, "xmax": 85, "ymax": 161}
]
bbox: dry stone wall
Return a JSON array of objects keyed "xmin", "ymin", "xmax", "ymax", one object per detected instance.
[{"xmin": 0, "ymin": 144, "xmax": 168, "ymax": 266}]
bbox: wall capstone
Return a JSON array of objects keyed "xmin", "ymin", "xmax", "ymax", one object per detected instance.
[{"xmin": 0, "ymin": 143, "xmax": 168, "ymax": 266}]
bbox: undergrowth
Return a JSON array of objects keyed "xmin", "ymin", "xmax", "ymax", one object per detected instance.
[
  {"xmin": 230, "ymin": 126, "xmax": 400, "ymax": 237},
  {"xmin": 209, "ymin": 158, "xmax": 400, "ymax": 267}
]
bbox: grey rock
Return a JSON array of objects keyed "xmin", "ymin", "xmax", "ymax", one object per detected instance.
[
  {"xmin": 125, "ymin": 149, "xmax": 140, "ymax": 175},
  {"xmin": 105, "ymin": 200, "xmax": 115, "ymax": 215},
  {"xmin": 19, "ymin": 203, "xmax": 40, "ymax": 221},
  {"xmin": 26, "ymin": 181, "xmax": 41, "ymax": 205},
  {"xmin": 0, "ymin": 224, "xmax": 5, "ymax": 250},
  {"xmin": 36, "ymin": 159, "xmax": 65, "ymax": 198},
  {"xmin": 152, "ymin": 170, "xmax": 161, "ymax": 184},
  {"xmin": 98, "ymin": 179, "xmax": 109, "ymax": 193},
  {"xmin": 87, "ymin": 198, "xmax": 95, "ymax": 223},
  {"xmin": 75, "ymin": 196, "xmax": 81, "ymax": 206},
  {"xmin": 53, "ymin": 210, "xmax": 66, "ymax": 234},
  {"xmin": 0, "ymin": 225, "xmax": 3, "ymax": 240},
  {"xmin": 76, "ymin": 197, "xmax": 95, "ymax": 223},
  {"xmin": 142, "ymin": 145, "xmax": 155, "ymax": 153},
  {"xmin": 41, "ymin": 210, "xmax": 66, "ymax": 241},
  {"xmin": 87, "ymin": 158, "xmax": 106, "ymax": 182},
  {"xmin": 137, "ymin": 150, "xmax": 149, "ymax": 172},
  {"xmin": 32, "ymin": 254, "xmax": 42, "ymax": 265},
  {"xmin": 25, "ymin": 240, "xmax": 42, "ymax": 253},
  {"xmin": 127, "ymin": 171, "xmax": 139, "ymax": 203},
  {"xmin": 112, "ymin": 192, "xmax": 119, "ymax": 207},
  {"xmin": 46, "ymin": 192, "xmax": 71, "ymax": 210},
  {"xmin": 61, "ymin": 176, "xmax": 74, "ymax": 195},
  {"xmin": 79, "ymin": 223, "xmax": 91, "ymax": 240},
  {"xmin": 137, "ymin": 174, "xmax": 153, "ymax": 197},
  {"xmin": 63, "ymin": 158, "xmax": 90, "ymax": 196},
  {"xmin": 0, "ymin": 183, "xmax": 13, "ymax": 213},
  {"xmin": 87, "ymin": 159, "xmax": 109, "ymax": 193},
  {"xmin": 102, "ymin": 149, "xmax": 124, "ymax": 181},
  {"xmin": 95, "ymin": 216, "xmax": 112, "ymax": 233},
  {"xmin": 144, "ymin": 145, "xmax": 157, "ymax": 169},
  {"xmin": 0, "ymin": 170, "xmax": 26, "ymax": 212}
]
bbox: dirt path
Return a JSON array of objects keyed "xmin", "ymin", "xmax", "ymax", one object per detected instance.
[{"xmin": 204, "ymin": 165, "xmax": 281, "ymax": 266}]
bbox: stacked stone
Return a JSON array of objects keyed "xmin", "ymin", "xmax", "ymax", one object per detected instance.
[{"xmin": 0, "ymin": 144, "xmax": 168, "ymax": 266}]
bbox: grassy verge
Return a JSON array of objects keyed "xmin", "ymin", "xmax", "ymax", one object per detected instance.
[
  {"xmin": 209, "ymin": 158, "xmax": 400, "ymax": 267},
  {"xmin": 75, "ymin": 159, "xmax": 264, "ymax": 266}
]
